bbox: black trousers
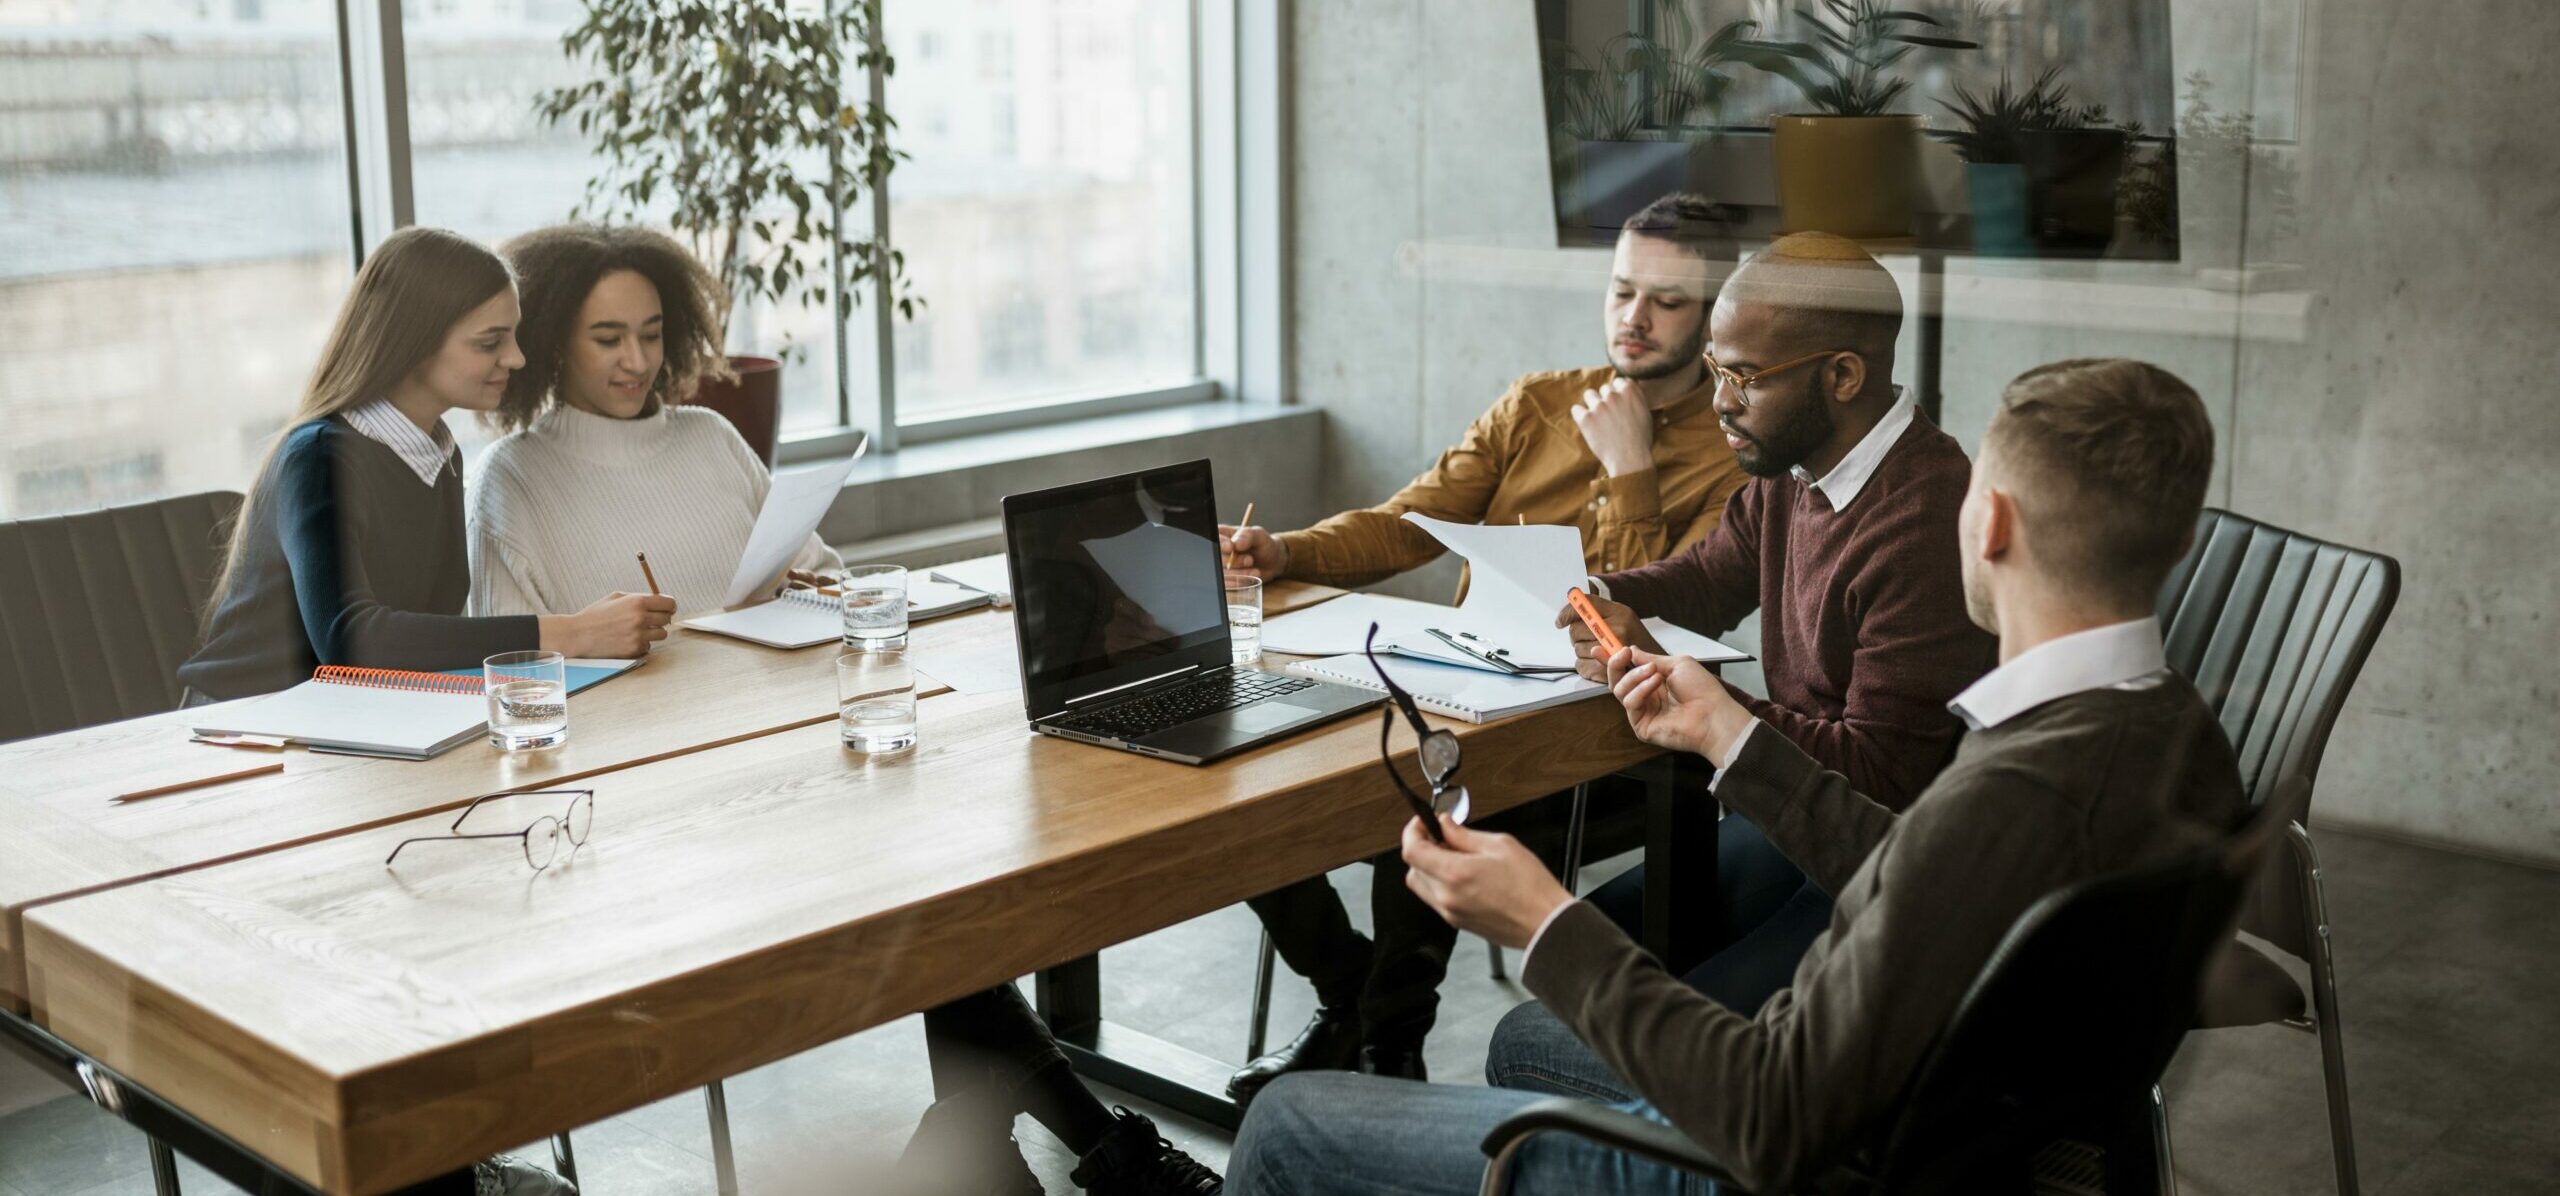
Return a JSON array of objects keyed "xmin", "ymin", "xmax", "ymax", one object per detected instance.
[
  {"xmin": 1245, "ymin": 792, "xmax": 1575, "ymax": 1054},
  {"xmin": 919, "ymin": 983, "xmax": 1073, "ymax": 1101}
]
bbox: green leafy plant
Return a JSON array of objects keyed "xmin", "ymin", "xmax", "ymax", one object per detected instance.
[
  {"xmin": 1753, "ymin": 0, "xmax": 1981, "ymax": 117},
  {"xmin": 539, "ymin": 0, "xmax": 919, "ymax": 347},
  {"xmin": 1937, "ymin": 66, "xmax": 2111, "ymax": 163},
  {"xmin": 1542, "ymin": 6, "xmax": 1802, "ymax": 141}
]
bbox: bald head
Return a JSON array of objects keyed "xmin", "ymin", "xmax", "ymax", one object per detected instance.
[{"xmin": 1719, "ymin": 232, "xmax": 1904, "ymax": 377}]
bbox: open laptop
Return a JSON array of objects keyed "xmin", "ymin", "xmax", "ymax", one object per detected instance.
[{"xmin": 1002, "ymin": 460, "xmax": 1383, "ymax": 764}]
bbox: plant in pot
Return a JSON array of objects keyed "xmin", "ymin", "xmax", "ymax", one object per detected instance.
[
  {"xmin": 1939, "ymin": 65, "xmax": 2104, "ymax": 256},
  {"xmin": 1541, "ymin": 8, "xmax": 1793, "ymax": 235},
  {"xmin": 539, "ymin": 0, "xmax": 917, "ymax": 464},
  {"xmin": 1749, "ymin": 0, "xmax": 1979, "ymax": 239}
]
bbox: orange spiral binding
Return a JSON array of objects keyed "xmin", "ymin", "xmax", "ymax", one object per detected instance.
[{"xmin": 312, "ymin": 665, "xmax": 485, "ymax": 695}]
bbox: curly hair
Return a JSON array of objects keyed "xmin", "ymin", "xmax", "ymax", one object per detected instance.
[{"xmin": 494, "ymin": 223, "xmax": 734, "ymax": 431}]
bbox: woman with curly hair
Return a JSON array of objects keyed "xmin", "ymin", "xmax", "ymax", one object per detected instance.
[{"xmin": 469, "ymin": 223, "xmax": 838, "ymax": 617}]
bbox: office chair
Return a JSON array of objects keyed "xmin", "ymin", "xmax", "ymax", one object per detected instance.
[
  {"xmin": 2154, "ymin": 508, "xmax": 2399, "ymax": 1196},
  {"xmin": 1478, "ymin": 795, "xmax": 2281, "ymax": 1196},
  {"xmin": 0, "ymin": 491, "xmax": 240, "ymax": 743}
]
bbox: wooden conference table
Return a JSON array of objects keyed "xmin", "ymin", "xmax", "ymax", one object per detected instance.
[{"xmin": 0, "ymin": 583, "xmax": 1705, "ymax": 1195}]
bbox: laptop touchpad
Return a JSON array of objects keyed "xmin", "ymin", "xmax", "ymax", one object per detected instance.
[{"xmin": 1218, "ymin": 702, "xmax": 1313, "ymax": 734}]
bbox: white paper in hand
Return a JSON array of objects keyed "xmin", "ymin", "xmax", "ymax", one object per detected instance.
[
  {"xmin": 724, "ymin": 440, "xmax": 867, "ymax": 607},
  {"xmin": 1399, "ymin": 513, "xmax": 1586, "ymax": 670}
]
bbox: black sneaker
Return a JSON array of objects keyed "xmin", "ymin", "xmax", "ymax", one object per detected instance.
[
  {"xmin": 898, "ymin": 1092, "xmax": 1045, "ymax": 1196},
  {"xmin": 1069, "ymin": 1107, "xmax": 1222, "ymax": 1195},
  {"xmin": 1225, "ymin": 1005, "xmax": 1361, "ymax": 1106}
]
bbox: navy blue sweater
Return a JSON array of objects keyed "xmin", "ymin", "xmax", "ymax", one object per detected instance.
[{"xmin": 180, "ymin": 416, "xmax": 539, "ymax": 701}]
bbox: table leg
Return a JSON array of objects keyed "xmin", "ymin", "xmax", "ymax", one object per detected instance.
[
  {"xmin": 148, "ymin": 1135, "xmax": 181, "ymax": 1196},
  {"xmin": 1036, "ymin": 955, "xmax": 1245, "ymax": 1131},
  {"xmin": 1640, "ymin": 752, "xmax": 1720, "ymax": 973}
]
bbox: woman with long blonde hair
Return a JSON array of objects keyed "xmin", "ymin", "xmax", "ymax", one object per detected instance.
[{"xmin": 181, "ymin": 226, "xmax": 674, "ymax": 703}]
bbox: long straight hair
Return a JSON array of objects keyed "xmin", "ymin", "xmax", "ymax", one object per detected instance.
[{"xmin": 205, "ymin": 227, "xmax": 515, "ymax": 622}]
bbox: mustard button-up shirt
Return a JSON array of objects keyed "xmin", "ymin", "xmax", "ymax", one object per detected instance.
[{"xmin": 1277, "ymin": 365, "xmax": 1746, "ymax": 601}]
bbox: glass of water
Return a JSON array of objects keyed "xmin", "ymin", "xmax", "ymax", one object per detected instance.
[
  {"xmin": 841, "ymin": 564, "xmax": 910, "ymax": 650},
  {"xmin": 837, "ymin": 649, "xmax": 918, "ymax": 755},
  {"xmin": 484, "ymin": 650, "xmax": 568, "ymax": 751},
  {"xmin": 1225, "ymin": 572, "xmax": 1263, "ymax": 665}
]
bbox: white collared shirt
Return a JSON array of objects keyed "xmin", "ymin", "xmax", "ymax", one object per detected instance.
[
  {"xmin": 1947, "ymin": 618, "xmax": 2169, "ymax": 731},
  {"xmin": 1791, "ymin": 386, "xmax": 1914, "ymax": 512},
  {"xmin": 341, "ymin": 399, "xmax": 458, "ymax": 487}
]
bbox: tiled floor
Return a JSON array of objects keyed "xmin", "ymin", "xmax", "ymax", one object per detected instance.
[{"xmin": 3, "ymin": 827, "xmax": 2554, "ymax": 1194}]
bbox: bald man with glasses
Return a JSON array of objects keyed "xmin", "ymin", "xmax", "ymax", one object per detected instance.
[{"xmin": 1555, "ymin": 231, "xmax": 1998, "ymax": 1016}]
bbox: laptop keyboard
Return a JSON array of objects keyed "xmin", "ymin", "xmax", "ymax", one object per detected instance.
[{"xmin": 1055, "ymin": 668, "xmax": 1318, "ymax": 740}]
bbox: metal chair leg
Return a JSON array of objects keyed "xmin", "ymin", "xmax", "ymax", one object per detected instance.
[
  {"xmin": 706, "ymin": 1081, "xmax": 740, "ymax": 1196},
  {"xmin": 148, "ymin": 1136, "xmax": 181, "ymax": 1196},
  {"xmin": 1486, "ymin": 938, "xmax": 1507, "ymax": 980},
  {"xmin": 1247, "ymin": 930, "xmax": 1278, "ymax": 1059},
  {"xmin": 2150, "ymin": 1082, "xmax": 2179, "ymax": 1196},
  {"xmin": 1561, "ymin": 782, "xmax": 1592, "ymax": 894},
  {"xmin": 2288, "ymin": 821, "xmax": 2361, "ymax": 1196},
  {"xmin": 549, "ymin": 1132, "xmax": 580, "ymax": 1188}
]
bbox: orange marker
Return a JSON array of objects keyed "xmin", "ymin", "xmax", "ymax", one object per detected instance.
[{"xmin": 1565, "ymin": 586, "xmax": 1626, "ymax": 658}]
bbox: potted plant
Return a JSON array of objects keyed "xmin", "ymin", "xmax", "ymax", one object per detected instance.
[
  {"xmin": 1751, "ymin": 0, "xmax": 1978, "ymax": 238},
  {"xmin": 539, "ymin": 0, "xmax": 917, "ymax": 463},
  {"xmin": 1940, "ymin": 66, "xmax": 2087, "ymax": 255},
  {"xmin": 1541, "ymin": 7, "xmax": 1796, "ymax": 234}
]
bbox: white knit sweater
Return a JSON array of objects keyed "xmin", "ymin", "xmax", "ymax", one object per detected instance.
[{"xmin": 468, "ymin": 403, "xmax": 839, "ymax": 617}]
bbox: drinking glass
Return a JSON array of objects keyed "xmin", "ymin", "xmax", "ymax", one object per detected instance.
[
  {"xmin": 484, "ymin": 650, "xmax": 568, "ymax": 751},
  {"xmin": 837, "ymin": 649, "xmax": 918, "ymax": 755},
  {"xmin": 1225, "ymin": 572, "xmax": 1263, "ymax": 664},
  {"xmin": 842, "ymin": 564, "xmax": 910, "ymax": 650}
]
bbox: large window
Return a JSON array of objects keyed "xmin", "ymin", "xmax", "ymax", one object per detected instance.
[
  {"xmin": 0, "ymin": 0, "xmax": 353, "ymax": 519},
  {"xmin": 877, "ymin": 0, "xmax": 1200, "ymax": 432},
  {"xmin": 0, "ymin": 0, "xmax": 1219, "ymax": 520}
]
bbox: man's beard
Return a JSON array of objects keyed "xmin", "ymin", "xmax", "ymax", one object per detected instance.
[
  {"xmin": 1610, "ymin": 325, "xmax": 1707, "ymax": 382},
  {"xmin": 1725, "ymin": 384, "xmax": 1834, "ymax": 478}
]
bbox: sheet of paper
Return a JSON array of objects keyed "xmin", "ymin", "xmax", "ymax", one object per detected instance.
[
  {"xmin": 724, "ymin": 443, "xmax": 867, "ymax": 607},
  {"xmin": 932, "ymin": 554, "xmax": 1013, "ymax": 604},
  {"xmin": 1643, "ymin": 619, "xmax": 1754, "ymax": 665},
  {"xmin": 1399, "ymin": 513, "xmax": 1587, "ymax": 670},
  {"xmin": 1258, "ymin": 592, "xmax": 1451, "ymax": 657}
]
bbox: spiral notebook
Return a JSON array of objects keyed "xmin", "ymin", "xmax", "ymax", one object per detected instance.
[
  {"xmin": 191, "ymin": 666, "xmax": 492, "ymax": 760},
  {"xmin": 1281, "ymin": 653, "xmax": 1606, "ymax": 724},
  {"xmin": 680, "ymin": 576, "xmax": 994, "ymax": 649}
]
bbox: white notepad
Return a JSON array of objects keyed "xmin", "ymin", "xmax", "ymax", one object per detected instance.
[
  {"xmin": 1283, "ymin": 653, "xmax": 1606, "ymax": 724},
  {"xmin": 681, "ymin": 576, "xmax": 993, "ymax": 649},
  {"xmin": 192, "ymin": 668, "xmax": 489, "ymax": 760}
]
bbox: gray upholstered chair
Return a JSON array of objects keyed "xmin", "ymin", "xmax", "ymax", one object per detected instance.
[
  {"xmin": 0, "ymin": 490, "xmax": 241, "ymax": 743},
  {"xmin": 2159, "ymin": 508, "xmax": 2401, "ymax": 1196}
]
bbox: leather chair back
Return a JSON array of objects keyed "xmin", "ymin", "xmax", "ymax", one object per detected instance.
[
  {"xmin": 2155, "ymin": 508, "xmax": 2399, "ymax": 953},
  {"xmin": 0, "ymin": 491, "xmax": 242, "ymax": 742}
]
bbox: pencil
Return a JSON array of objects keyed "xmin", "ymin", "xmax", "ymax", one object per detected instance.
[
  {"xmin": 113, "ymin": 761, "xmax": 284, "ymax": 804},
  {"xmin": 637, "ymin": 552, "xmax": 662, "ymax": 597},
  {"xmin": 1230, "ymin": 501, "xmax": 1255, "ymax": 562}
]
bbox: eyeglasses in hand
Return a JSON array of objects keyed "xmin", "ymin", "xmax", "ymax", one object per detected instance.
[
  {"xmin": 1363, "ymin": 623, "xmax": 1471, "ymax": 843},
  {"xmin": 384, "ymin": 788, "xmax": 594, "ymax": 872}
]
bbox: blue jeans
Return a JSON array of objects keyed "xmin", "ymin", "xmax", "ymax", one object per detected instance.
[{"xmin": 1226, "ymin": 1072, "xmax": 1724, "ymax": 1196}]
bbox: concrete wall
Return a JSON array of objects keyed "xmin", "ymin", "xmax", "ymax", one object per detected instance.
[{"xmin": 1286, "ymin": 0, "xmax": 2560, "ymax": 862}]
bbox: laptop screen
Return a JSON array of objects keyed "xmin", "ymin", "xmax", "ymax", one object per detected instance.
[{"xmin": 1003, "ymin": 460, "xmax": 1231, "ymax": 712}]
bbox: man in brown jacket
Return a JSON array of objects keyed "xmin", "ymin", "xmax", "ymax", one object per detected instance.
[
  {"xmin": 1224, "ymin": 359, "xmax": 2247, "ymax": 1196},
  {"xmin": 1219, "ymin": 192, "xmax": 1752, "ymax": 1099}
]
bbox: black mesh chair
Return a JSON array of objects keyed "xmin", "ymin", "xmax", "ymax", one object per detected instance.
[
  {"xmin": 0, "ymin": 490, "xmax": 240, "ymax": 742},
  {"xmin": 1478, "ymin": 798, "xmax": 2282, "ymax": 1196},
  {"xmin": 2158, "ymin": 509, "xmax": 2400, "ymax": 1196}
]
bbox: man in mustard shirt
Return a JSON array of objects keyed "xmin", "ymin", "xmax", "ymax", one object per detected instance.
[{"xmin": 1218, "ymin": 191, "xmax": 1750, "ymax": 1101}]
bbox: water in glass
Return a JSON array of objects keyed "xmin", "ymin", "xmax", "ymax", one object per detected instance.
[
  {"xmin": 842, "ymin": 564, "xmax": 910, "ymax": 650},
  {"xmin": 488, "ymin": 678, "xmax": 567, "ymax": 750}
]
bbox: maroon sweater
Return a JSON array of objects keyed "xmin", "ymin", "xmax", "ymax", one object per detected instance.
[{"xmin": 1600, "ymin": 416, "xmax": 1995, "ymax": 809}]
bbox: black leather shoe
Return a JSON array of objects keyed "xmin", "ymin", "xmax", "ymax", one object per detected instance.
[
  {"xmin": 1225, "ymin": 1005, "xmax": 1361, "ymax": 1105},
  {"xmin": 1357, "ymin": 1045, "xmax": 1428, "ymax": 1081},
  {"xmin": 1071, "ymin": 1107, "xmax": 1222, "ymax": 1195}
]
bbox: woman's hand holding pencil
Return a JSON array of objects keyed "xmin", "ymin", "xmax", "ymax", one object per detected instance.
[{"xmin": 1218, "ymin": 500, "xmax": 1288, "ymax": 581}]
